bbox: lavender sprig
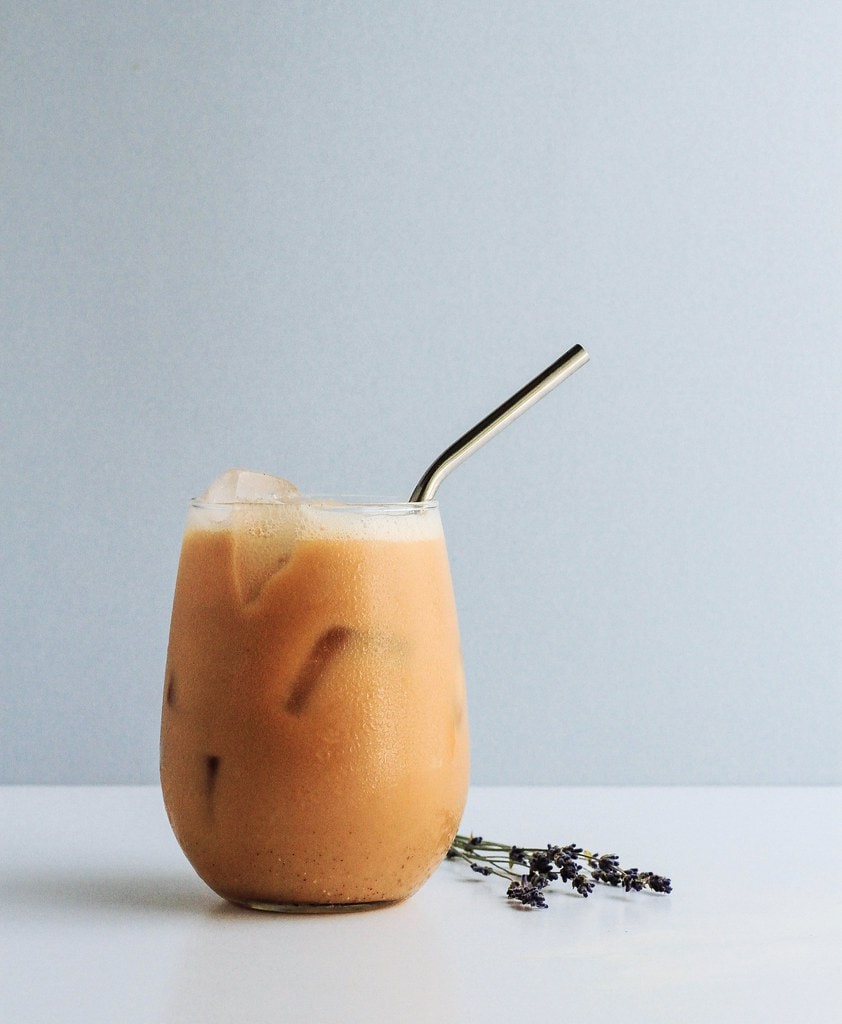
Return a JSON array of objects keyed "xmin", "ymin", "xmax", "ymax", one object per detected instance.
[{"xmin": 446, "ymin": 834, "xmax": 672, "ymax": 909}]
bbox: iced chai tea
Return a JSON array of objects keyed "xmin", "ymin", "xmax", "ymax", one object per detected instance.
[{"xmin": 160, "ymin": 471, "xmax": 469, "ymax": 910}]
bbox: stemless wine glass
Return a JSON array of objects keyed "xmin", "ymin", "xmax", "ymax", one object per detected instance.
[{"xmin": 160, "ymin": 491, "xmax": 469, "ymax": 912}]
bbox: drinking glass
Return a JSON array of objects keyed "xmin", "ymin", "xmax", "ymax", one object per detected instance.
[{"xmin": 160, "ymin": 493, "xmax": 469, "ymax": 911}]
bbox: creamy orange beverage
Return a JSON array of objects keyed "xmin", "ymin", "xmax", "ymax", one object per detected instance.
[{"xmin": 161, "ymin": 471, "xmax": 469, "ymax": 910}]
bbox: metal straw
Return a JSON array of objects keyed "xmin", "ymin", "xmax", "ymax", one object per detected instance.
[{"xmin": 409, "ymin": 344, "xmax": 589, "ymax": 502}]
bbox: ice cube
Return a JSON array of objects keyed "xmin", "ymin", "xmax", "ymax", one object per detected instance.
[
  {"xmin": 284, "ymin": 628, "xmax": 408, "ymax": 717},
  {"xmin": 285, "ymin": 627, "xmax": 356, "ymax": 715},
  {"xmin": 231, "ymin": 502, "xmax": 302, "ymax": 604},
  {"xmin": 201, "ymin": 469, "xmax": 300, "ymax": 504},
  {"xmin": 194, "ymin": 470, "xmax": 303, "ymax": 603}
]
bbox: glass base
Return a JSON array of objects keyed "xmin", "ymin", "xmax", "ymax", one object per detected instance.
[{"xmin": 230, "ymin": 897, "xmax": 400, "ymax": 915}]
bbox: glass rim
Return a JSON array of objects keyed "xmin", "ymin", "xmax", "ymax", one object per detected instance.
[{"xmin": 189, "ymin": 493, "xmax": 439, "ymax": 512}]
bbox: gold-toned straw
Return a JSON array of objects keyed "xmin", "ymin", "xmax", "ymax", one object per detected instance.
[{"xmin": 409, "ymin": 344, "xmax": 589, "ymax": 502}]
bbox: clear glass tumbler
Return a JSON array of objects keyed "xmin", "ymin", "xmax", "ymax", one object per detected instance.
[{"xmin": 160, "ymin": 493, "xmax": 469, "ymax": 911}]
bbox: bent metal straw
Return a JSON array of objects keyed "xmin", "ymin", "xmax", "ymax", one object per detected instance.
[{"xmin": 410, "ymin": 344, "xmax": 590, "ymax": 502}]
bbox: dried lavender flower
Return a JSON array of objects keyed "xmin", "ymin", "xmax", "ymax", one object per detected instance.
[
  {"xmin": 447, "ymin": 833, "xmax": 672, "ymax": 909},
  {"xmin": 506, "ymin": 877, "xmax": 549, "ymax": 909}
]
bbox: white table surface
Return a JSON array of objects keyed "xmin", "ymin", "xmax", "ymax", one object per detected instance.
[{"xmin": 1, "ymin": 786, "xmax": 840, "ymax": 1023}]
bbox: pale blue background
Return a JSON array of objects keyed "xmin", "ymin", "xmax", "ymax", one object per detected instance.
[{"xmin": 3, "ymin": 1, "xmax": 840, "ymax": 784}]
